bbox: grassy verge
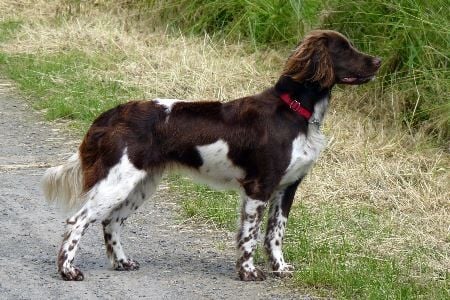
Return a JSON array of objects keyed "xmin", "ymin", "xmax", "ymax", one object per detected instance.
[
  {"xmin": 172, "ymin": 176, "xmax": 449, "ymax": 299},
  {"xmin": 0, "ymin": 18, "xmax": 141, "ymax": 131},
  {"xmin": 1, "ymin": 2, "xmax": 449, "ymax": 299},
  {"xmin": 0, "ymin": 51, "xmax": 142, "ymax": 132}
]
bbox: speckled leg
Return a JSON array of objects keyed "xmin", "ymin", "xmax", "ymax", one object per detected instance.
[
  {"xmin": 264, "ymin": 180, "xmax": 301, "ymax": 277},
  {"xmin": 236, "ymin": 195, "xmax": 267, "ymax": 281},
  {"xmin": 102, "ymin": 174, "xmax": 161, "ymax": 270}
]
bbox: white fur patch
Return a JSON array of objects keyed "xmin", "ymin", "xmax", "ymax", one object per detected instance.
[
  {"xmin": 86, "ymin": 149, "xmax": 146, "ymax": 209},
  {"xmin": 311, "ymin": 96, "xmax": 329, "ymax": 122},
  {"xmin": 154, "ymin": 98, "xmax": 182, "ymax": 113},
  {"xmin": 280, "ymin": 98, "xmax": 328, "ymax": 185},
  {"xmin": 182, "ymin": 139, "xmax": 244, "ymax": 190}
]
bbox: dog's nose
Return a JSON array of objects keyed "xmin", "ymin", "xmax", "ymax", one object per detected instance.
[{"xmin": 373, "ymin": 57, "xmax": 382, "ymax": 68}]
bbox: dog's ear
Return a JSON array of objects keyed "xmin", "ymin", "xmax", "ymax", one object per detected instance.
[{"xmin": 282, "ymin": 33, "xmax": 334, "ymax": 88}]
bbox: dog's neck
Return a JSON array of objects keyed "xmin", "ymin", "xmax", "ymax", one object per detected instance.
[{"xmin": 274, "ymin": 76, "xmax": 331, "ymax": 125}]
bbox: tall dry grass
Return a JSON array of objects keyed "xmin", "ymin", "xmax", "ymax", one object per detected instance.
[
  {"xmin": 1, "ymin": 0, "xmax": 449, "ymax": 281},
  {"xmin": 122, "ymin": 0, "xmax": 450, "ymax": 142}
]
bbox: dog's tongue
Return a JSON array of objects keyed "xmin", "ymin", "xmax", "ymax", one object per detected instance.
[{"xmin": 342, "ymin": 77, "xmax": 357, "ymax": 83}]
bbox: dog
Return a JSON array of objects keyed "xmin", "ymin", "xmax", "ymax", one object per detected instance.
[{"xmin": 42, "ymin": 30, "xmax": 381, "ymax": 281}]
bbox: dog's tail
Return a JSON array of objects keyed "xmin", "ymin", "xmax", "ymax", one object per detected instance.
[{"xmin": 41, "ymin": 152, "xmax": 84, "ymax": 211}]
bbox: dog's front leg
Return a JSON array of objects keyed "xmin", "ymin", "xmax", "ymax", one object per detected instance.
[
  {"xmin": 236, "ymin": 194, "xmax": 268, "ymax": 281},
  {"xmin": 264, "ymin": 179, "xmax": 302, "ymax": 277}
]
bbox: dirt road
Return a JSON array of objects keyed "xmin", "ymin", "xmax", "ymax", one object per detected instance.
[{"xmin": 0, "ymin": 80, "xmax": 306, "ymax": 299}]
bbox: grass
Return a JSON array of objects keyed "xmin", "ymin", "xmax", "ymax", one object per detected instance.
[
  {"xmin": 323, "ymin": 0, "xmax": 450, "ymax": 143},
  {"xmin": 0, "ymin": 19, "xmax": 22, "ymax": 43},
  {"xmin": 170, "ymin": 175, "xmax": 239, "ymax": 231},
  {"xmin": 131, "ymin": 0, "xmax": 450, "ymax": 143},
  {"xmin": 0, "ymin": 1, "xmax": 449, "ymax": 299},
  {"xmin": 172, "ymin": 175, "xmax": 449, "ymax": 299},
  {"xmin": 0, "ymin": 51, "xmax": 141, "ymax": 131},
  {"xmin": 141, "ymin": 0, "xmax": 324, "ymax": 46},
  {"xmin": 286, "ymin": 206, "xmax": 447, "ymax": 299},
  {"xmin": 0, "ymin": 18, "xmax": 141, "ymax": 131}
]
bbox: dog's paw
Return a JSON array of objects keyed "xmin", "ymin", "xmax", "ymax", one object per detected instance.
[
  {"xmin": 60, "ymin": 265, "xmax": 84, "ymax": 281},
  {"xmin": 114, "ymin": 258, "xmax": 140, "ymax": 271},
  {"xmin": 272, "ymin": 263, "xmax": 294, "ymax": 278},
  {"xmin": 238, "ymin": 267, "xmax": 266, "ymax": 281}
]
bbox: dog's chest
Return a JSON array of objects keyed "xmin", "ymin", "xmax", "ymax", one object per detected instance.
[
  {"xmin": 280, "ymin": 127, "xmax": 326, "ymax": 186},
  {"xmin": 279, "ymin": 97, "xmax": 329, "ymax": 185}
]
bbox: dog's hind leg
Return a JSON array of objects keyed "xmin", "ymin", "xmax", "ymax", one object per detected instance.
[
  {"xmin": 102, "ymin": 172, "xmax": 162, "ymax": 270},
  {"xmin": 57, "ymin": 153, "xmax": 147, "ymax": 281}
]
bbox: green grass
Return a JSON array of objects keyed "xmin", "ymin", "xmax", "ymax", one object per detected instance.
[
  {"xmin": 286, "ymin": 206, "xmax": 448, "ymax": 299},
  {"xmin": 170, "ymin": 175, "xmax": 239, "ymax": 231},
  {"xmin": 170, "ymin": 176, "xmax": 449, "ymax": 299},
  {"xmin": 0, "ymin": 19, "xmax": 141, "ymax": 129},
  {"xmin": 141, "ymin": 0, "xmax": 323, "ymax": 46},
  {"xmin": 0, "ymin": 20, "xmax": 22, "ymax": 43},
  {"xmin": 0, "ymin": 50, "xmax": 141, "ymax": 131}
]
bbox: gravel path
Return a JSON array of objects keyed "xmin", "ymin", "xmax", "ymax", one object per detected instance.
[{"xmin": 0, "ymin": 80, "xmax": 307, "ymax": 300}]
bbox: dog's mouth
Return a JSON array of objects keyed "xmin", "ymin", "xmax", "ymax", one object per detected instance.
[{"xmin": 339, "ymin": 74, "xmax": 376, "ymax": 85}]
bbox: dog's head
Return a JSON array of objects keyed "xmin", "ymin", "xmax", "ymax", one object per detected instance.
[{"xmin": 283, "ymin": 30, "xmax": 381, "ymax": 88}]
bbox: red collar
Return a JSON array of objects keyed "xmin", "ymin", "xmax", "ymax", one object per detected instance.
[{"xmin": 279, "ymin": 93, "xmax": 312, "ymax": 119}]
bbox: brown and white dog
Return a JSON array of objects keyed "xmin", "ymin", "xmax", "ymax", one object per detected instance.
[{"xmin": 42, "ymin": 30, "xmax": 381, "ymax": 281}]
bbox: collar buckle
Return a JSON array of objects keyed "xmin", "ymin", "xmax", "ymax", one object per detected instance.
[
  {"xmin": 289, "ymin": 99, "xmax": 301, "ymax": 110},
  {"xmin": 279, "ymin": 93, "xmax": 313, "ymax": 120}
]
